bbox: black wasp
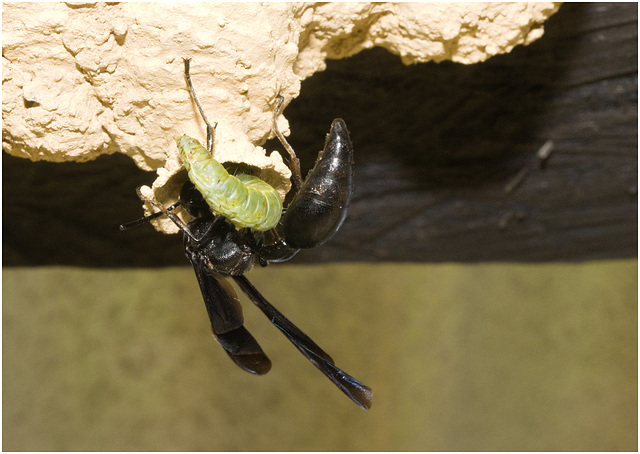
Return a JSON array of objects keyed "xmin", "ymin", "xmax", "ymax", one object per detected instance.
[{"xmin": 120, "ymin": 59, "xmax": 372, "ymax": 410}]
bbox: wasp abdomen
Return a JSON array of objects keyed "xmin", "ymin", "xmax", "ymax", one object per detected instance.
[
  {"xmin": 282, "ymin": 119, "xmax": 354, "ymax": 248},
  {"xmin": 176, "ymin": 135, "xmax": 282, "ymax": 231}
]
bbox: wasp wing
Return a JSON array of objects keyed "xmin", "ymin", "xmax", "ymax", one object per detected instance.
[
  {"xmin": 188, "ymin": 254, "xmax": 272, "ymax": 375},
  {"xmin": 233, "ymin": 275, "xmax": 372, "ymax": 410}
]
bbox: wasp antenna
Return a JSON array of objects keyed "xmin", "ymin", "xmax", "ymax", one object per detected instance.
[
  {"xmin": 135, "ymin": 187, "xmax": 200, "ymax": 242},
  {"xmin": 119, "ymin": 210, "xmax": 166, "ymax": 230}
]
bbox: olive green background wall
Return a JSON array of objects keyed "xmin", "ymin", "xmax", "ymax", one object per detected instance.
[{"xmin": 3, "ymin": 261, "xmax": 637, "ymax": 450}]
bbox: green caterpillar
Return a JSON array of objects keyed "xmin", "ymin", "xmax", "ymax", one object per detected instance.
[{"xmin": 176, "ymin": 134, "xmax": 282, "ymax": 231}]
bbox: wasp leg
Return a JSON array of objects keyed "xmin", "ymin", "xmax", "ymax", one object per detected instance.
[
  {"xmin": 183, "ymin": 58, "xmax": 217, "ymax": 155},
  {"xmin": 273, "ymin": 95, "xmax": 303, "ymax": 191}
]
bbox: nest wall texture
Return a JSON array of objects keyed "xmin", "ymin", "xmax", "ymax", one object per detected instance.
[{"xmin": 3, "ymin": 2, "xmax": 560, "ymax": 232}]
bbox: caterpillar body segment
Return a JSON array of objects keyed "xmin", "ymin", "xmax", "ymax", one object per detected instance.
[{"xmin": 176, "ymin": 134, "xmax": 283, "ymax": 231}]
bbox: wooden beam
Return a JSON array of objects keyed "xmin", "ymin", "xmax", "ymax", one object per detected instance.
[{"xmin": 3, "ymin": 3, "xmax": 636, "ymax": 266}]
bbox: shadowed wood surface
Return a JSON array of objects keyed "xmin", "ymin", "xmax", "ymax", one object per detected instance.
[{"xmin": 3, "ymin": 3, "xmax": 637, "ymax": 266}]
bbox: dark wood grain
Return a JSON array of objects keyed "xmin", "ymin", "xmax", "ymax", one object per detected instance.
[{"xmin": 3, "ymin": 3, "xmax": 637, "ymax": 266}]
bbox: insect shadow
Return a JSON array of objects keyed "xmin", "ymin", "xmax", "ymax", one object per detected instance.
[{"xmin": 120, "ymin": 59, "xmax": 372, "ymax": 410}]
